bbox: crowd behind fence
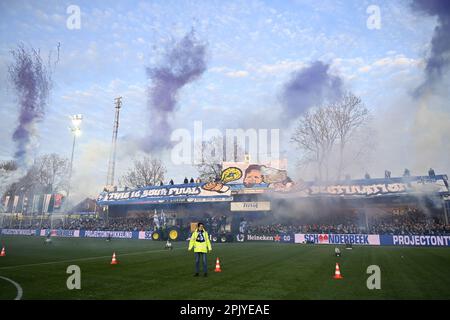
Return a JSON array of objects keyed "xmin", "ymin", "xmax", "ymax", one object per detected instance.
[{"xmin": 1, "ymin": 214, "xmax": 449, "ymax": 236}]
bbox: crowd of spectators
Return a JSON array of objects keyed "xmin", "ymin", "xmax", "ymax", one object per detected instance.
[
  {"xmin": 3, "ymin": 209, "xmax": 450, "ymax": 235},
  {"xmin": 244, "ymin": 208, "xmax": 450, "ymax": 235},
  {"xmin": 63, "ymin": 217, "xmax": 155, "ymax": 231},
  {"xmin": 246, "ymin": 221, "xmax": 450, "ymax": 235},
  {"xmin": 368, "ymin": 221, "xmax": 449, "ymax": 235},
  {"xmin": 5, "ymin": 217, "xmax": 157, "ymax": 232}
]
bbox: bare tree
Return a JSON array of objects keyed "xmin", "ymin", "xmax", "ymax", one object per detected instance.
[
  {"xmin": 0, "ymin": 160, "xmax": 19, "ymax": 202},
  {"xmin": 196, "ymin": 136, "xmax": 244, "ymax": 182},
  {"xmin": 291, "ymin": 92, "xmax": 370, "ymax": 181},
  {"xmin": 121, "ymin": 156, "xmax": 166, "ymax": 188},
  {"xmin": 330, "ymin": 92, "xmax": 369, "ymax": 179},
  {"xmin": 32, "ymin": 153, "xmax": 70, "ymax": 193},
  {"xmin": 291, "ymin": 107, "xmax": 338, "ymax": 181},
  {"xmin": 2, "ymin": 154, "xmax": 69, "ymax": 199}
]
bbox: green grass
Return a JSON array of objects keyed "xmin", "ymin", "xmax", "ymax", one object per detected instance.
[{"xmin": 0, "ymin": 235, "xmax": 449, "ymax": 300}]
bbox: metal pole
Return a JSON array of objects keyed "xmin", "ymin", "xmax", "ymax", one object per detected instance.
[
  {"xmin": 65, "ymin": 134, "xmax": 77, "ymax": 213},
  {"xmin": 106, "ymin": 97, "xmax": 122, "ymax": 186}
]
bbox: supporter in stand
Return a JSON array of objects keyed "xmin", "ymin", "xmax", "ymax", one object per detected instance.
[{"xmin": 7, "ymin": 208, "xmax": 449, "ymax": 236}]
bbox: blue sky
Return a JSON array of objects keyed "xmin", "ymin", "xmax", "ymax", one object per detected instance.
[{"xmin": 1, "ymin": 0, "xmax": 448, "ymax": 201}]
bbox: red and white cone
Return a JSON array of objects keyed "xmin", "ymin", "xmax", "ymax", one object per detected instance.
[
  {"xmin": 0, "ymin": 247, "xmax": 5, "ymax": 257},
  {"xmin": 214, "ymin": 257, "xmax": 222, "ymax": 272},
  {"xmin": 111, "ymin": 252, "xmax": 118, "ymax": 265},
  {"xmin": 333, "ymin": 263, "xmax": 343, "ymax": 279}
]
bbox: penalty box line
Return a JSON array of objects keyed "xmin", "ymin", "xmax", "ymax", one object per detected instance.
[{"xmin": 0, "ymin": 247, "xmax": 184, "ymax": 270}]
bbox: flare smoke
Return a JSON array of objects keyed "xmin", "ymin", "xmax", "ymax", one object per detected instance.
[
  {"xmin": 144, "ymin": 30, "xmax": 207, "ymax": 151},
  {"xmin": 411, "ymin": 0, "xmax": 450, "ymax": 96},
  {"xmin": 8, "ymin": 45, "xmax": 53, "ymax": 167},
  {"xmin": 280, "ymin": 61, "xmax": 343, "ymax": 120}
]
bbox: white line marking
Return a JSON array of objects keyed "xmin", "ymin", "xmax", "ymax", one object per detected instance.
[
  {"xmin": 0, "ymin": 276, "xmax": 23, "ymax": 300},
  {"xmin": 0, "ymin": 247, "xmax": 183, "ymax": 270}
]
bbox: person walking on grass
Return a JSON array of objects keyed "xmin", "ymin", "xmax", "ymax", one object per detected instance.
[{"xmin": 188, "ymin": 222, "xmax": 212, "ymax": 277}]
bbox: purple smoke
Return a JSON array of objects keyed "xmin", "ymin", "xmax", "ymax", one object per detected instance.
[
  {"xmin": 143, "ymin": 30, "xmax": 207, "ymax": 151},
  {"xmin": 411, "ymin": 0, "xmax": 450, "ymax": 96},
  {"xmin": 280, "ymin": 61, "xmax": 343, "ymax": 120},
  {"xmin": 8, "ymin": 45, "xmax": 52, "ymax": 167}
]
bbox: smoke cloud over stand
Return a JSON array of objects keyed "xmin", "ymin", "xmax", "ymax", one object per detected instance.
[
  {"xmin": 280, "ymin": 61, "xmax": 343, "ymax": 121},
  {"xmin": 143, "ymin": 29, "xmax": 207, "ymax": 152}
]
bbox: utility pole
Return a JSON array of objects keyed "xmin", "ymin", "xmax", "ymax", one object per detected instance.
[{"xmin": 106, "ymin": 97, "xmax": 122, "ymax": 187}]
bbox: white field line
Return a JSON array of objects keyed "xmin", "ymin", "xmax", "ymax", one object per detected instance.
[
  {"xmin": 0, "ymin": 247, "xmax": 184, "ymax": 270},
  {"xmin": 0, "ymin": 276, "xmax": 23, "ymax": 300}
]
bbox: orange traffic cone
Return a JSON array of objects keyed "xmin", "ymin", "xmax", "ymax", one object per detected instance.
[
  {"xmin": 0, "ymin": 247, "xmax": 5, "ymax": 257},
  {"xmin": 333, "ymin": 263, "xmax": 343, "ymax": 279},
  {"xmin": 111, "ymin": 252, "xmax": 118, "ymax": 265},
  {"xmin": 214, "ymin": 257, "xmax": 222, "ymax": 272}
]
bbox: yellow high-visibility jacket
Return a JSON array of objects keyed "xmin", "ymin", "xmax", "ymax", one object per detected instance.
[{"xmin": 188, "ymin": 229, "xmax": 212, "ymax": 253}]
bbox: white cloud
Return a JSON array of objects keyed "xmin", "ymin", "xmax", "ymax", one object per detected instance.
[
  {"xmin": 248, "ymin": 60, "xmax": 307, "ymax": 76},
  {"xmin": 225, "ymin": 70, "xmax": 249, "ymax": 78},
  {"xmin": 372, "ymin": 55, "xmax": 421, "ymax": 68},
  {"xmin": 358, "ymin": 66, "xmax": 371, "ymax": 73}
]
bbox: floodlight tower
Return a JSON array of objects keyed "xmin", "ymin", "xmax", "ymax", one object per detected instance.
[{"xmin": 106, "ymin": 97, "xmax": 122, "ymax": 187}]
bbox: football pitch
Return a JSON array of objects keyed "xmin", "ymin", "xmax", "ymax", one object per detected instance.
[{"xmin": 0, "ymin": 236, "xmax": 449, "ymax": 300}]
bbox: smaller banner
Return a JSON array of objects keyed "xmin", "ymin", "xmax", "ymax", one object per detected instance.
[
  {"xmin": 1, "ymin": 229, "xmax": 37, "ymax": 236},
  {"xmin": 83, "ymin": 230, "xmax": 133, "ymax": 239},
  {"xmin": 32, "ymin": 195, "xmax": 41, "ymax": 214},
  {"xmin": 42, "ymin": 194, "xmax": 52, "ymax": 213},
  {"xmin": 138, "ymin": 231, "xmax": 154, "ymax": 240},
  {"xmin": 53, "ymin": 194, "xmax": 63, "ymax": 210},
  {"xmin": 230, "ymin": 201, "xmax": 271, "ymax": 211},
  {"xmin": 294, "ymin": 233, "xmax": 380, "ymax": 245},
  {"xmin": 238, "ymin": 234, "xmax": 293, "ymax": 242},
  {"xmin": 12, "ymin": 196, "xmax": 19, "ymax": 213},
  {"xmin": 49, "ymin": 229, "xmax": 80, "ymax": 238},
  {"xmin": 39, "ymin": 229, "xmax": 75, "ymax": 237},
  {"xmin": 278, "ymin": 234, "xmax": 294, "ymax": 243}
]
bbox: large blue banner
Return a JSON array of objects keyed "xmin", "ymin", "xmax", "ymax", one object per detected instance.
[{"xmin": 97, "ymin": 183, "xmax": 233, "ymax": 205}]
